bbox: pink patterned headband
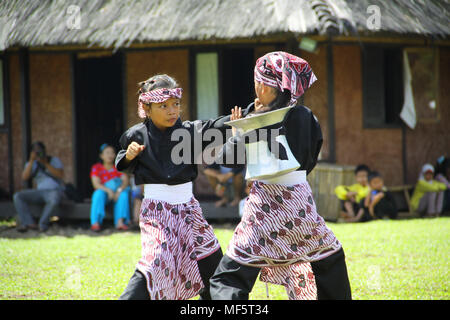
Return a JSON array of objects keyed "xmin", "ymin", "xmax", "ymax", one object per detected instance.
[
  {"xmin": 139, "ymin": 87, "xmax": 183, "ymax": 104},
  {"xmin": 137, "ymin": 87, "xmax": 183, "ymax": 118}
]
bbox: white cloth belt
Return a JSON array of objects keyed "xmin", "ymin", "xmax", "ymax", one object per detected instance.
[
  {"xmin": 144, "ymin": 182, "xmax": 193, "ymax": 204},
  {"xmin": 259, "ymin": 170, "xmax": 307, "ymax": 186}
]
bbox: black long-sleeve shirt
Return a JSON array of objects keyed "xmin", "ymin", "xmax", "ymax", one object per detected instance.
[
  {"xmin": 116, "ymin": 116, "xmax": 231, "ymax": 185},
  {"xmin": 218, "ymin": 102, "xmax": 323, "ymax": 175}
]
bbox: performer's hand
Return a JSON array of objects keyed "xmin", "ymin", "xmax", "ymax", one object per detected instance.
[
  {"xmin": 254, "ymin": 98, "xmax": 264, "ymax": 110},
  {"xmin": 230, "ymin": 106, "xmax": 242, "ymax": 121},
  {"xmin": 230, "ymin": 106, "xmax": 242, "ymax": 136},
  {"xmin": 126, "ymin": 142, "xmax": 145, "ymax": 161}
]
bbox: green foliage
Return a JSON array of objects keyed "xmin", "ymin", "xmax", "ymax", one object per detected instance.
[{"xmin": 0, "ymin": 218, "xmax": 448, "ymax": 300}]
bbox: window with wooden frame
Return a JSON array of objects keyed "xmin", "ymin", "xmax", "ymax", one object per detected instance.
[
  {"xmin": 362, "ymin": 45, "xmax": 403, "ymax": 128},
  {"xmin": 193, "ymin": 47, "xmax": 255, "ymax": 120},
  {"xmin": 405, "ymin": 47, "xmax": 439, "ymax": 124},
  {"xmin": 195, "ymin": 52, "xmax": 220, "ymax": 120}
]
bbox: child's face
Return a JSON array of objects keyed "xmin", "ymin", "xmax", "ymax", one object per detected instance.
[
  {"xmin": 144, "ymin": 97, "xmax": 181, "ymax": 130},
  {"xmin": 424, "ymin": 171, "xmax": 434, "ymax": 181},
  {"xmin": 254, "ymin": 81, "xmax": 277, "ymax": 108},
  {"xmin": 369, "ymin": 177, "xmax": 384, "ymax": 191},
  {"xmin": 100, "ymin": 146, "xmax": 116, "ymax": 164},
  {"xmin": 355, "ymin": 170, "xmax": 368, "ymax": 186}
]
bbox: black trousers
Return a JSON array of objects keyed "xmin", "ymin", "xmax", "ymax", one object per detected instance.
[
  {"xmin": 209, "ymin": 248, "xmax": 352, "ymax": 300},
  {"xmin": 373, "ymin": 192, "xmax": 398, "ymax": 219},
  {"xmin": 119, "ymin": 248, "xmax": 223, "ymax": 300}
]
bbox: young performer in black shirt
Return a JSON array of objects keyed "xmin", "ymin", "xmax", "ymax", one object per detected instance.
[
  {"xmin": 209, "ymin": 52, "xmax": 352, "ymax": 300},
  {"xmin": 116, "ymin": 74, "xmax": 230, "ymax": 300}
]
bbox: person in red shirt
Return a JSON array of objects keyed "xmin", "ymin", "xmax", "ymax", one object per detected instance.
[{"xmin": 90, "ymin": 143, "xmax": 130, "ymax": 231}]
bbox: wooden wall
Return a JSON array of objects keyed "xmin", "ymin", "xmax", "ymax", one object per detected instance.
[
  {"xmin": 333, "ymin": 45, "xmax": 403, "ymax": 186},
  {"xmin": 302, "ymin": 46, "xmax": 329, "ymax": 161},
  {"xmin": 332, "ymin": 45, "xmax": 450, "ymax": 186},
  {"xmin": 125, "ymin": 49, "xmax": 190, "ymax": 128},
  {"xmin": 404, "ymin": 47, "xmax": 450, "ymax": 184},
  {"xmin": 29, "ymin": 53, "xmax": 74, "ymax": 184}
]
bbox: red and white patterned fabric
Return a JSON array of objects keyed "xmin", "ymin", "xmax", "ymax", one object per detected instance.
[
  {"xmin": 226, "ymin": 180, "xmax": 342, "ymax": 300},
  {"xmin": 90, "ymin": 163, "xmax": 123, "ymax": 184},
  {"xmin": 254, "ymin": 51, "xmax": 317, "ymax": 106},
  {"xmin": 139, "ymin": 87, "xmax": 183, "ymax": 104},
  {"xmin": 260, "ymin": 262, "xmax": 317, "ymax": 300},
  {"xmin": 136, "ymin": 196, "xmax": 220, "ymax": 300}
]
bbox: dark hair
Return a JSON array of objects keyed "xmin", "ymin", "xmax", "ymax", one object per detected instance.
[
  {"xmin": 355, "ymin": 164, "xmax": 370, "ymax": 175},
  {"xmin": 99, "ymin": 143, "xmax": 114, "ymax": 154},
  {"xmin": 138, "ymin": 74, "xmax": 178, "ymax": 97},
  {"xmin": 368, "ymin": 171, "xmax": 382, "ymax": 182},
  {"xmin": 31, "ymin": 141, "xmax": 46, "ymax": 151},
  {"xmin": 268, "ymin": 88, "xmax": 292, "ymax": 110}
]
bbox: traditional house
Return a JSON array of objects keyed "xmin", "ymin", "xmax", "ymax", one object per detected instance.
[{"xmin": 0, "ymin": 0, "xmax": 449, "ymax": 217}]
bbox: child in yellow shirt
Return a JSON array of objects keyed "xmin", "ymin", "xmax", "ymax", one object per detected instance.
[{"xmin": 334, "ymin": 164, "xmax": 370, "ymax": 221}]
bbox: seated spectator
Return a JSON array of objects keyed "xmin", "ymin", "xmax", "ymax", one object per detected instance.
[
  {"xmin": 90, "ymin": 143, "xmax": 131, "ymax": 231},
  {"xmin": 130, "ymin": 174, "xmax": 144, "ymax": 227},
  {"xmin": 435, "ymin": 156, "xmax": 450, "ymax": 213},
  {"xmin": 334, "ymin": 164, "xmax": 370, "ymax": 221},
  {"xmin": 411, "ymin": 164, "xmax": 447, "ymax": 217},
  {"xmin": 14, "ymin": 141, "xmax": 65, "ymax": 232},
  {"xmin": 204, "ymin": 162, "xmax": 244, "ymax": 207},
  {"xmin": 363, "ymin": 171, "xmax": 397, "ymax": 221}
]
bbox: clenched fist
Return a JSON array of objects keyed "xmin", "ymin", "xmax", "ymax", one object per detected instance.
[{"xmin": 126, "ymin": 142, "xmax": 146, "ymax": 161}]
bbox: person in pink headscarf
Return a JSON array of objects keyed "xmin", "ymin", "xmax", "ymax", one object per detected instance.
[{"xmin": 210, "ymin": 52, "xmax": 351, "ymax": 300}]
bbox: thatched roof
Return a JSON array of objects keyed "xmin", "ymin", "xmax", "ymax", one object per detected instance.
[{"xmin": 1, "ymin": 0, "xmax": 449, "ymax": 51}]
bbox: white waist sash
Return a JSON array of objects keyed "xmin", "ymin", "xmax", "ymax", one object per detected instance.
[
  {"xmin": 144, "ymin": 182, "xmax": 193, "ymax": 204},
  {"xmin": 259, "ymin": 170, "xmax": 307, "ymax": 186}
]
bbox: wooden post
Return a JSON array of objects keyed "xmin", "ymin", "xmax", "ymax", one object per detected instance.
[
  {"xmin": 326, "ymin": 40, "xmax": 336, "ymax": 163},
  {"xmin": 1, "ymin": 52, "xmax": 14, "ymax": 195},
  {"xmin": 19, "ymin": 48, "xmax": 31, "ymax": 188}
]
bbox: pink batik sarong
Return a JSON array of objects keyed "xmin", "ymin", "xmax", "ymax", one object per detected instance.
[
  {"xmin": 136, "ymin": 197, "xmax": 221, "ymax": 300},
  {"xmin": 226, "ymin": 180, "xmax": 342, "ymax": 300}
]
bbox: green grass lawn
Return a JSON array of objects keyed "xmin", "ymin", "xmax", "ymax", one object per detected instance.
[{"xmin": 0, "ymin": 217, "xmax": 449, "ymax": 300}]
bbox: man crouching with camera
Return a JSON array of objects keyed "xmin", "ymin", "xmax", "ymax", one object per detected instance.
[{"xmin": 13, "ymin": 141, "xmax": 65, "ymax": 232}]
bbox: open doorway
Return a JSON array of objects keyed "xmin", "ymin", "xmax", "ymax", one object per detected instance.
[
  {"xmin": 193, "ymin": 47, "xmax": 255, "ymax": 202},
  {"xmin": 222, "ymin": 48, "xmax": 255, "ymax": 114},
  {"xmin": 73, "ymin": 53, "xmax": 124, "ymax": 200}
]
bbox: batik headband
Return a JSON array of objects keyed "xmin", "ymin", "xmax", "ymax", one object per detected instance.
[
  {"xmin": 139, "ymin": 87, "xmax": 183, "ymax": 104},
  {"xmin": 254, "ymin": 51, "xmax": 317, "ymax": 106}
]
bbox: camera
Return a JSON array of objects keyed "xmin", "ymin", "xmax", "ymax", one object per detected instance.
[{"xmin": 33, "ymin": 143, "xmax": 46, "ymax": 159}]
